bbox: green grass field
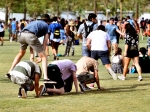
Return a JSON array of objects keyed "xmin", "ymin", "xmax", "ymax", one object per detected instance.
[{"xmin": 0, "ymin": 34, "xmax": 150, "ymax": 112}]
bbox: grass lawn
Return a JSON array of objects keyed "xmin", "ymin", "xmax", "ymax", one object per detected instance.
[{"xmin": 0, "ymin": 34, "xmax": 150, "ymax": 112}]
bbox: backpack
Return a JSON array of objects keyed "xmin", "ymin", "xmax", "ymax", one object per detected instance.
[
  {"xmin": 140, "ymin": 20, "xmax": 146, "ymax": 28},
  {"xmin": 54, "ymin": 27, "xmax": 60, "ymax": 39},
  {"xmin": 84, "ymin": 23, "xmax": 95, "ymax": 38},
  {"xmin": 20, "ymin": 22, "xmax": 25, "ymax": 30}
]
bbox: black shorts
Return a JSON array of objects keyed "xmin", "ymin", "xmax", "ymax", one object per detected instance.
[
  {"xmin": 91, "ymin": 50, "xmax": 110, "ymax": 65},
  {"xmin": 0, "ymin": 31, "xmax": 4, "ymax": 37},
  {"xmin": 126, "ymin": 50, "xmax": 139, "ymax": 58},
  {"xmin": 64, "ymin": 75, "xmax": 73, "ymax": 92},
  {"xmin": 77, "ymin": 73, "xmax": 94, "ymax": 83},
  {"xmin": 46, "ymin": 64, "xmax": 64, "ymax": 89}
]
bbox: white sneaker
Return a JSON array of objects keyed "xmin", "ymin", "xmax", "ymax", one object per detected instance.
[
  {"xmin": 39, "ymin": 85, "xmax": 46, "ymax": 96},
  {"xmin": 79, "ymin": 83, "xmax": 86, "ymax": 92},
  {"xmin": 138, "ymin": 77, "xmax": 143, "ymax": 81},
  {"xmin": 118, "ymin": 75, "xmax": 126, "ymax": 80},
  {"xmin": 108, "ymin": 69, "xmax": 117, "ymax": 80},
  {"xmin": 10, "ymin": 37, "xmax": 12, "ymax": 42}
]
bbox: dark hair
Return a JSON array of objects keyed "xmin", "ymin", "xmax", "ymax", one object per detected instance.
[
  {"xmin": 13, "ymin": 18, "xmax": 16, "ymax": 21},
  {"xmin": 110, "ymin": 17, "xmax": 114, "ymax": 21},
  {"xmin": 60, "ymin": 18, "xmax": 66, "ymax": 29},
  {"xmin": 115, "ymin": 47, "xmax": 122, "ymax": 55},
  {"xmin": 88, "ymin": 13, "xmax": 97, "ymax": 21},
  {"xmin": 126, "ymin": 16, "xmax": 130, "ymax": 19},
  {"xmin": 53, "ymin": 16, "xmax": 57, "ymax": 21},
  {"xmin": 139, "ymin": 47, "xmax": 147, "ymax": 55},
  {"xmin": 77, "ymin": 17, "xmax": 80, "ymax": 20},
  {"xmin": 97, "ymin": 25, "xmax": 105, "ymax": 31},
  {"xmin": 125, "ymin": 23, "xmax": 137, "ymax": 38}
]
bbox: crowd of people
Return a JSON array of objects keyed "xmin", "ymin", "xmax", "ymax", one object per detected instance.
[{"xmin": 3, "ymin": 12, "xmax": 150, "ymax": 98}]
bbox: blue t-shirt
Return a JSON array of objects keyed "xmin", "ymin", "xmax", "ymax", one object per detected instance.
[
  {"xmin": 105, "ymin": 24, "xmax": 118, "ymax": 37},
  {"xmin": 11, "ymin": 21, "xmax": 16, "ymax": 31},
  {"xmin": 23, "ymin": 20, "xmax": 49, "ymax": 37}
]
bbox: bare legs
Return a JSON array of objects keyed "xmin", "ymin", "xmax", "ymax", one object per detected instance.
[
  {"xmin": 38, "ymin": 51, "xmax": 49, "ymax": 80},
  {"xmin": 46, "ymin": 87, "xmax": 64, "ymax": 95},
  {"xmin": 123, "ymin": 56, "xmax": 142, "ymax": 77},
  {"xmin": 8, "ymin": 50, "xmax": 26, "ymax": 73}
]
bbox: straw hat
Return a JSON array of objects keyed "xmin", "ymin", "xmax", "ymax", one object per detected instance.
[{"xmin": 69, "ymin": 21, "xmax": 75, "ymax": 26}]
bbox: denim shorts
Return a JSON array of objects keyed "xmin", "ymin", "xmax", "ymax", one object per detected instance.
[
  {"xmin": 12, "ymin": 30, "xmax": 16, "ymax": 35},
  {"xmin": 110, "ymin": 36, "xmax": 117, "ymax": 44},
  {"xmin": 82, "ymin": 46, "xmax": 91, "ymax": 57},
  {"xmin": 147, "ymin": 37, "xmax": 150, "ymax": 48},
  {"xmin": 91, "ymin": 50, "xmax": 110, "ymax": 65}
]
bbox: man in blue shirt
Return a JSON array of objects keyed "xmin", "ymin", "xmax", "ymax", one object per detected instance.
[
  {"xmin": 10, "ymin": 18, "xmax": 17, "ymax": 42},
  {"xmin": 7, "ymin": 14, "xmax": 54, "ymax": 82},
  {"xmin": 105, "ymin": 18, "xmax": 124, "ymax": 54}
]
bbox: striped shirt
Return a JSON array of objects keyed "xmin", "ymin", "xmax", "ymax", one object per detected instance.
[{"xmin": 11, "ymin": 60, "xmax": 42, "ymax": 80}]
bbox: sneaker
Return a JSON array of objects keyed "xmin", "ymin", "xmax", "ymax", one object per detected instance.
[
  {"xmin": 79, "ymin": 83, "xmax": 86, "ymax": 92},
  {"xmin": 43, "ymin": 80, "xmax": 57, "ymax": 84},
  {"xmin": 89, "ymin": 83, "xmax": 94, "ymax": 89},
  {"xmin": 21, "ymin": 88, "xmax": 27, "ymax": 98},
  {"xmin": 5, "ymin": 73, "xmax": 11, "ymax": 79},
  {"xmin": 118, "ymin": 75, "xmax": 126, "ymax": 80},
  {"xmin": 10, "ymin": 37, "xmax": 12, "ymax": 42},
  {"xmin": 108, "ymin": 69, "xmax": 117, "ymax": 80},
  {"xmin": 138, "ymin": 77, "xmax": 143, "ymax": 81},
  {"xmin": 39, "ymin": 85, "xmax": 46, "ymax": 96},
  {"xmin": 85, "ymin": 86, "xmax": 91, "ymax": 91}
]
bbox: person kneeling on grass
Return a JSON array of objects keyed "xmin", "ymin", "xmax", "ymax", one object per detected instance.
[
  {"xmin": 76, "ymin": 56, "xmax": 104, "ymax": 92},
  {"xmin": 5, "ymin": 60, "xmax": 54, "ymax": 98},
  {"xmin": 39, "ymin": 59, "xmax": 79, "ymax": 95}
]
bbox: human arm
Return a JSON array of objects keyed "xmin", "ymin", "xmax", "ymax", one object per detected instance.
[
  {"xmin": 43, "ymin": 33, "xmax": 49, "ymax": 51},
  {"xmin": 86, "ymin": 38, "xmax": 91, "ymax": 50},
  {"xmin": 77, "ymin": 33, "xmax": 82, "ymax": 39},
  {"xmin": 116, "ymin": 29, "xmax": 124, "ymax": 36},
  {"xmin": 133, "ymin": 20, "xmax": 140, "ymax": 33},
  {"xmin": 107, "ymin": 40, "xmax": 111, "ymax": 56},
  {"xmin": 124, "ymin": 44, "xmax": 129, "ymax": 57},
  {"xmin": 124, "ymin": 34, "xmax": 129, "ymax": 56},
  {"xmin": 93, "ymin": 61, "xmax": 104, "ymax": 90},
  {"xmin": 94, "ymin": 70, "xmax": 101, "ymax": 89},
  {"xmin": 72, "ymin": 71, "xmax": 79, "ymax": 92},
  {"xmin": 34, "ymin": 74, "xmax": 40, "ymax": 97},
  {"xmin": 77, "ymin": 24, "xmax": 83, "ymax": 39}
]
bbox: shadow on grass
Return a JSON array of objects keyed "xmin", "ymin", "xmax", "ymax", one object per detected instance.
[
  {"xmin": 0, "ymin": 78, "xmax": 12, "ymax": 83},
  {"xmin": 27, "ymin": 86, "xmax": 147, "ymax": 99},
  {"xmin": 129, "ymin": 83, "xmax": 150, "ymax": 88}
]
